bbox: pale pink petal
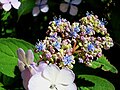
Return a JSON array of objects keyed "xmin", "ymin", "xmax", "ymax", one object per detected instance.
[
  {"xmin": 56, "ymin": 68, "xmax": 75, "ymax": 85},
  {"xmin": 28, "ymin": 65, "xmax": 38, "ymax": 75},
  {"xmin": 37, "ymin": 61, "xmax": 48, "ymax": 72},
  {"xmin": 0, "ymin": 0, "xmax": 9, "ymax": 3},
  {"xmin": 18, "ymin": 60, "xmax": 25, "ymax": 72},
  {"xmin": 71, "ymin": 0, "xmax": 82, "ymax": 5},
  {"xmin": 69, "ymin": 5, "xmax": 78, "ymax": 16},
  {"xmin": 60, "ymin": 3, "xmax": 69, "ymax": 13},
  {"xmin": 20, "ymin": 64, "xmax": 38, "ymax": 89},
  {"xmin": 42, "ymin": 64, "xmax": 60, "ymax": 82},
  {"xmin": 21, "ymin": 68, "xmax": 32, "ymax": 90},
  {"xmin": 2, "ymin": 3, "xmax": 11, "ymax": 11},
  {"xmin": 17, "ymin": 48, "xmax": 27, "ymax": 65},
  {"xmin": 10, "ymin": 0, "xmax": 19, "ymax": 2},
  {"xmin": 28, "ymin": 73, "xmax": 51, "ymax": 90},
  {"xmin": 11, "ymin": 1, "xmax": 21, "ymax": 9},
  {"xmin": 25, "ymin": 49, "xmax": 34, "ymax": 65},
  {"xmin": 41, "ymin": 5, "xmax": 49, "ymax": 13},
  {"xmin": 32, "ymin": 6, "xmax": 40, "ymax": 16}
]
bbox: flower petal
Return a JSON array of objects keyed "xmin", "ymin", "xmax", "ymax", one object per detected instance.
[
  {"xmin": 71, "ymin": 0, "xmax": 82, "ymax": 5},
  {"xmin": 2, "ymin": 3, "xmax": 11, "ymax": 11},
  {"xmin": 57, "ymin": 83, "xmax": 77, "ymax": 90},
  {"xmin": 28, "ymin": 73, "xmax": 51, "ymax": 90},
  {"xmin": 56, "ymin": 84, "xmax": 66, "ymax": 90},
  {"xmin": 0, "ymin": 0, "xmax": 9, "ymax": 3},
  {"xmin": 28, "ymin": 65, "xmax": 38, "ymax": 75},
  {"xmin": 32, "ymin": 6, "xmax": 40, "ymax": 17},
  {"xmin": 56, "ymin": 68, "xmax": 75, "ymax": 85},
  {"xmin": 37, "ymin": 61, "xmax": 48, "ymax": 72},
  {"xmin": 60, "ymin": 3, "xmax": 69, "ymax": 13},
  {"xmin": 11, "ymin": 0, "xmax": 21, "ymax": 9},
  {"xmin": 41, "ymin": 5, "xmax": 49, "ymax": 13},
  {"xmin": 66, "ymin": 83, "xmax": 77, "ymax": 90},
  {"xmin": 21, "ymin": 68, "xmax": 32, "ymax": 90},
  {"xmin": 18, "ymin": 60, "xmax": 25, "ymax": 72},
  {"xmin": 42, "ymin": 64, "xmax": 60, "ymax": 83},
  {"xmin": 26, "ymin": 49, "xmax": 34, "ymax": 65},
  {"xmin": 69, "ymin": 5, "xmax": 78, "ymax": 16},
  {"xmin": 17, "ymin": 48, "xmax": 27, "ymax": 65}
]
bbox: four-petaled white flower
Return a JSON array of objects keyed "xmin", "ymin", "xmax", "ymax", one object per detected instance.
[
  {"xmin": 32, "ymin": 0, "xmax": 49, "ymax": 16},
  {"xmin": 60, "ymin": 0, "xmax": 82, "ymax": 16},
  {"xmin": 28, "ymin": 64, "xmax": 77, "ymax": 90},
  {"xmin": 0, "ymin": 0, "xmax": 21, "ymax": 11}
]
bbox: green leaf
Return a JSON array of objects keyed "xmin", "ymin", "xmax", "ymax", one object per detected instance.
[
  {"xmin": 3, "ymin": 75, "xmax": 14, "ymax": 86},
  {"xmin": 18, "ymin": 0, "xmax": 35, "ymax": 19},
  {"xmin": 6, "ymin": 29, "xmax": 13, "ymax": 34},
  {"xmin": 78, "ymin": 75, "xmax": 115, "ymax": 90},
  {"xmin": 0, "ymin": 38, "xmax": 39, "ymax": 77},
  {"xmin": 0, "ymin": 87, "xmax": 5, "ymax": 90},
  {"xmin": 90, "ymin": 56, "xmax": 118, "ymax": 73},
  {"xmin": 0, "ymin": 82, "xmax": 5, "ymax": 90},
  {"xmin": 90, "ymin": 61, "xmax": 101, "ymax": 69},
  {"xmin": 78, "ymin": 86, "xmax": 92, "ymax": 90},
  {"xmin": 1, "ymin": 11, "xmax": 11, "ymax": 21},
  {"xmin": 0, "ymin": 82, "xmax": 3, "ymax": 87}
]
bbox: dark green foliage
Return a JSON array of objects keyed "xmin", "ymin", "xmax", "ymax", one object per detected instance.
[
  {"xmin": 78, "ymin": 75, "xmax": 115, "ymax": 90},
  {"xmin": 18, "ymin": 0, "xmax": 35, "ymax": 19},
  {"xmin": 90, "ymin": 56, "xmax": 118, "ymax": 73}
]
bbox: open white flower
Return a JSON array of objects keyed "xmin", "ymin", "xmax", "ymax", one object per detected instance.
[
  {"xmin": 60, "ymin": 0, "xmax": 82, "ymax": 16},
  {"xmin": 28, "ymin": 64, "xmax": 77, "ymax": 90},
  {"xmin": 32, "ymin": 0, "xmax": 49, "ymax": 16},
  {"xmin": 0, "ymin": 0, "xmax": 21, "ymax": 11}
]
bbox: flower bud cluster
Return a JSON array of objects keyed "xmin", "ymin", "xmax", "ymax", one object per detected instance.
[{"xmin": 35, "ymin": 13, "xmax": 114, "ymax": 68}]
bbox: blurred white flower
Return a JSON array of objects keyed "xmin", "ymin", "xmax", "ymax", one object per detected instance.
[
  {"xmin": 0, "ymin": 0, "xmax": 21, "ymax": 11},
  {"xmin": 28, "ymin": 64, "xmax": 77, "ymax": 90},
  {"xmin": 60, "ymin": 0, "xmax": 82, "ymax": 16},
  {"xmin": 32, "ymin": 0, "xmax": 49, "ymax": 17}
]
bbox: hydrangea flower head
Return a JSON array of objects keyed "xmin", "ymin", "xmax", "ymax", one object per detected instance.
[{"xmin": 34, "ymin": 14, "xmax": 114, "ymax": 67}]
